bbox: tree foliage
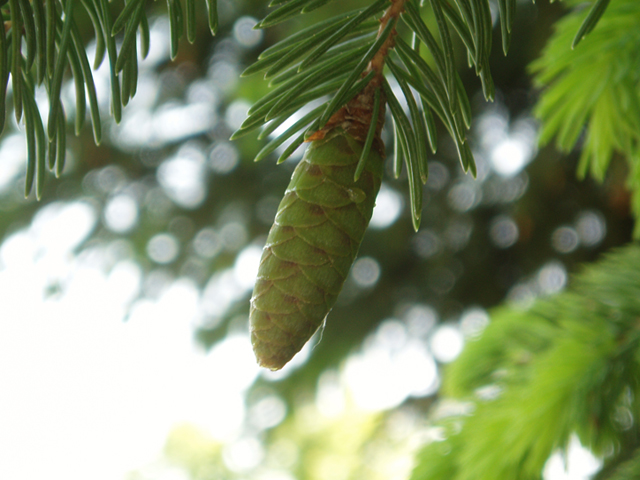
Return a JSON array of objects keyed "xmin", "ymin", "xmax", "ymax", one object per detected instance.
[
  {"xmin": 0, "ymin": 0, "xmax": 614, "ymax": 218},
  {"xmin": 4, "ymin": 0, "xmax": 640, "ymax": 478},
  {"xmin": 411, "ymin": 244, "xmax": 640, "ymax": 480},
  {"xmin": 0, "ymin": 0, "xmax": 218, "ymax": 198},
  {"xmin": 530, "ymin": 0, "xmax": 640, "ymax": 237}
]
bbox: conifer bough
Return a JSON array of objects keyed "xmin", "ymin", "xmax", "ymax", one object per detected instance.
[
  {"xmin": 0, "ymin": 0, "xmax": 612, "ymax": 202},
  {"xmin": 0, "ymin": 0, "xmax": 612, "ymax": 368},
  {"xmin": 248, "ymin": 0, "xmax": 396, "ymax": 370},
  {"xmin": 245, "ymin": 0, "xmax": 614, "ymax": 369}
]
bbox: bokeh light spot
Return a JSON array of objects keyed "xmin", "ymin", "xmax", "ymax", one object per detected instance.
[
  {"xmin": 233, "ymin": 16, "xmax": 263, "ymax": 48},
  {"xmin": 147, "ymin": 234, "xmax": 180, "ymax": 264},
  {"xmin": 157, "ymin": 149, "xmax": 207, "ymax": 209},
  {"xmin": 233, "ymin": 245, "xmax": 262, "ymax": 289},
  {"xmin": 426, "ymin": 162, "xmax": 450, "ymax": 191},
  {"xmin": 104, "ymin": 194, "xmax": 139, "ymax": 233},
  {"xmin": 31, "ymin": 201, "xmax": 97, "ymax": 254},
  {"xmin": 316, "ymin": 370, "xmax": 345, "ymax": 417},
  {"xmin": 575, "ymin": 210, "xmax": 606, "ymax": 247},
  {"xmin": 209, "ymin": 142, "xmax": 239, "ymax": 174},
  {"xmin": 538, "ymin": 261, "xmax": 567, "ymax": 295},
  {"xmin": 490, "ymin": 138, "xmax": 530, "ymax": 177},
  {"xmin": 209, "ymin": 60, "xmax": 240, "ymax": 91},
  {"xmin": 552, "ymin": 226, "xmax": 579, "ymax": 254},
  {"xmin": 490, "ymin": 215, "xmax": 519, "ymax": 248},
  {"xmin": 344, "ymin": 319, "xmax": 438, "ymax": 410},
  {"xmin": 351, "ymin": 257, "xmax": 380, "ymax": 288},
  {"xmin": 193, "ymin": 228, "xmax": 222, "ymax": 259},
  {"xmin": 543, "ymin": 436, "xmax": 601, "ymax": 480},
  {"xmin": 460, "ymin": 308, "xmax": 490, "ymax": 338},
  {"xmin": 220, "ymin": 222, "xmax": 248, "ymax": 251},
  {"xmin": 223, "ymin": 436, "xmax": 264, "ymax": 472},
  {"xmin": 249, "ymin": 395, "xmax": 287, "ymax": 430},
  {"xmin": 370, "ymin": 184, "xmax": 403, "ymax": 228},
  {"xmin": 0, "ymin": 134, "xmax": 26, "ymax": 193},
  {"xmin": 412, "ymin": 230, "xmax": 441, "ymax": 259},
  {"xmin": 97, "ymin": 165, "xmax": 127, "ymax": 193},
  {"xmin": 404, "ymin": 304, "xmax": 437, "ymax": 338},
  {"xmin": 430, "ymin": 324, "xmax": 464, "ymax": 363},
  {"xmin": 448, "ymin": 181, "xmax": 481, "ymax": 212},
  {"xmin": 445, "ymin": 219, "xmax": 473, "ymax": 251},
  {"xmin": 225, "ymin": 100, "xmax": 251, "ymax": 130}
]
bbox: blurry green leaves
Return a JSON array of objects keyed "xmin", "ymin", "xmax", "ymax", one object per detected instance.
[
  {"xmin": 602, "ymin": 451, "xmax": 640, "ymax": 480},
  {"xmin": 0, "ymin": 0, "xmax": 219, "ymax": 199},
  {"xmin": 531, "ymin": 0, "xmax": 640, "ymax": 236},
  {"xmin": 411, "ymin": 244, "xmax": 640, "ymax": 480}
]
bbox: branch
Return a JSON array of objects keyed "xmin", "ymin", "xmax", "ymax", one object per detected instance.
[{"xmin": 307, "ymin": 0, "xmax": 407, "ymax": 149}]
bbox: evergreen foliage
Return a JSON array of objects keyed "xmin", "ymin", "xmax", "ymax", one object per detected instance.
[
  {"xmin": 240, "ymin": 0, "xmax": 613, "ymax": 230},
  {"xmin": 531, "ymin": 0, "xmax": 640, "ymax": 237},
  {"xmin": 5, "ymin": 0, "xmax": 640, "ymax": 476},
  {"xmin": 0, "ymin": 0, "xmax": 620, "ymax": 227},
  {"xmin": 0, "ymin": 0, "xmax": 218, "ymax": 199},
  {"xmin": 411, "ymin": 244, "xmax": 640, "ymax": 480}
]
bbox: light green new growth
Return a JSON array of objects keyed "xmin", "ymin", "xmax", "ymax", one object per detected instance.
[
  {"xmin": 531, "ymin": 0, "xmax": 640, "ymax": 236},
  {"xmin": 411, "ymin": 244, "xmax": 640, "ymax": 480}
]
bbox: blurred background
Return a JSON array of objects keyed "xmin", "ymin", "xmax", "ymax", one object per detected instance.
[{"xmin": 0, "ymin": 0, "xmax": 632, "ymax": 479}]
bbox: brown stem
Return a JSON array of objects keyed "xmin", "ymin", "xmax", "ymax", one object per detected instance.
[
  {"xmin": 368, "ymin": 0, "xmax": 406, "ymax": 80},
  {"xmin": 307, "ymin": 0, "xmax": 407, "ymax": 152}
]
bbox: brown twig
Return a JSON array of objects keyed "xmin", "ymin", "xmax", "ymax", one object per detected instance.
[
  {"xmin": 307, "ymin": 0, "xmax": 407, "ymax": 152},
  {"xmin": 368, "ymin": 0, "xmax": 406, "ymax": 79}
]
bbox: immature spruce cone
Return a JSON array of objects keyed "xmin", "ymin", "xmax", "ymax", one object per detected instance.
[{"xmin": 250, "ymin": 128, "xmax": 384, "ymax": 370}]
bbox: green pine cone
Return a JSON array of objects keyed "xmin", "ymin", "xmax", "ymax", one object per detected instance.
[{"xmin": 250, "ymin": 128, "xmax": 384, "ymax": 370}]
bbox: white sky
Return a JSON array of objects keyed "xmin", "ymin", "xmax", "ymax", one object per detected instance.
[
  {"xmin": 0, "ymin": 199, "xmax": 601, "ymax": 480},
  {"xmin": 0, "ymin": 201, "xmax": 260, "ymax": 480}
]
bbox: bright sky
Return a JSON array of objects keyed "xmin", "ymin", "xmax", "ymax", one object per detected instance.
[
  {"xmin": 0, "ymin": 201, "xmax": 261, "ymax": 480},
  {"xmin": 0, "ymin": 199, "xmax": 601, "ymax": 480}
]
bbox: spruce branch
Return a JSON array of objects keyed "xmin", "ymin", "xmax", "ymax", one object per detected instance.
[
  {"xmin": 241, "ymin": 0, "xmax": 482, "ymax": 230},
  {"xmin": 411, "ymin": 244, "xmax": 640, "ymax": 480},
  {"xmin": 242, "ymin": 0, "xmax": 620, "ymax": 368},
  {"xmin": 240, "ymin": 0, "xmax": 616, "ymax": 233},
  {"xmin": 0, "ymin": 0, "xmax": 614, "ymax": 206},
  {"xmin": 531, "ymin": 0, "xmax": 640, "ymax": 236},
  {"xmin": 0, "ymin": 0, "xmax": 220, "ymax": 198},
  {"xmin": 0, "ymin": 0, "xmax": 617, "ymax": 205}
]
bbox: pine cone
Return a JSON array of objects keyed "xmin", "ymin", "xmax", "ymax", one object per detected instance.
[{"xmin": 250, "ymin": 128, "xmax": 384, "ymax": 370}]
